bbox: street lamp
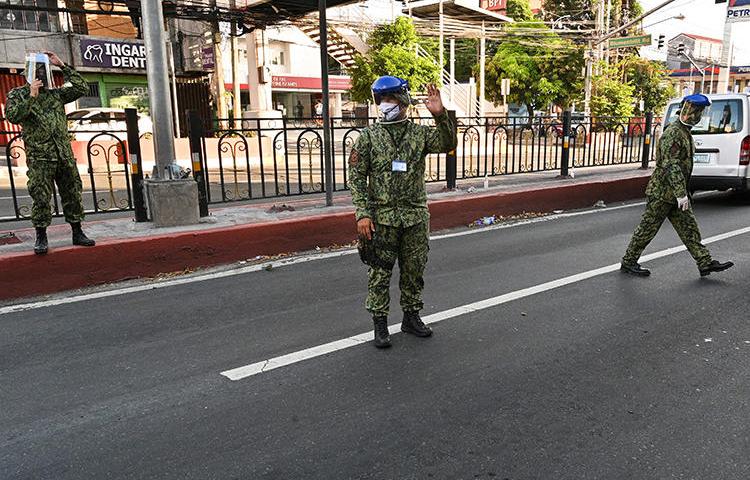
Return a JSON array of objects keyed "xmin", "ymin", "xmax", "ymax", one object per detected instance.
[{"xmin": 642, "ymin": 14, "xmax": 685, "ymax": 29}]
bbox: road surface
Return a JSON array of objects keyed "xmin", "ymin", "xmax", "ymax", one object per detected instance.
[{"xmin": 2, "ymin": 193, "xmax": 750, "ymax": 479}]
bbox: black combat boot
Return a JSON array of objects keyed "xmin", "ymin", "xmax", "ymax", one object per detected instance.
[
  {"xmin": 34, "ymin": 227, "xmax": 48, "ymax": 255},
  {"xmin": 699, "ymin": 260, "xmax": 734, "ymax": 277},
  {"xmin": 373, "ymin": 316, "xmax": 391, "ymax": 349},
  {"xmin": 71, "ymin": 222, "xmax": 95, "ymax": 247},
  {"xmin": 620, "ymin": 262, "xmax": 651, "ymax": 277},
  {"xmin": 401, "ymin": 311, "xmax": 433, "ymax": 338}
]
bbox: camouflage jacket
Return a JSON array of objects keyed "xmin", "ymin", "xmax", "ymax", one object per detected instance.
[
  {"xmin": 349, "ymin": 111, "xmax": 457, "ymax": 227},
  {"xmin": 645, "ymin": 121, "xmax": 695, "ymax": 201},
  {"xmin": 5, "ymin": 65, "xmax": 88, "ymax": 162}
]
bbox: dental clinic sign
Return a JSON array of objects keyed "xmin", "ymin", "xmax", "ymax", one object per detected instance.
[
  {"xmin": 80, "ymin": 39, "xmax": 147, "ymax": 70},
  {"xmin": 728, "ymin": 0, "xmax": 750, "ymax": 23}
]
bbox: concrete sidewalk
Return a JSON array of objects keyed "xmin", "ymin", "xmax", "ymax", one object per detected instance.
[{"xmin": 0, "ymin": 164, "xmax": 651, "ymax": 301}]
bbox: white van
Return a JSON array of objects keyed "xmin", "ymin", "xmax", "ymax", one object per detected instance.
[{"xmin": 662, "ymin": 93, "xmax": 750, "ymax": 192}]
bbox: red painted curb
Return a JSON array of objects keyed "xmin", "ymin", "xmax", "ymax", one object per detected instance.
[{"xmin": 0, "ymin": 175, "xmax": 648, "ymax": 301}]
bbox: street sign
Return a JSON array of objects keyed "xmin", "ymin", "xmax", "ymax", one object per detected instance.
[
  {"xmin": 608, "ymin": 34, "xmax": 652, "ymax": 49},
  {"xmin": 727, "ymin": 0, "xmax": 750, "ymax": 23}
]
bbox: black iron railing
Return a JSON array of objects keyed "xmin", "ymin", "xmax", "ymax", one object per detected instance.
[{"xmin": 2, "ymin": 110, "xmax": 661, "ymax": 223}]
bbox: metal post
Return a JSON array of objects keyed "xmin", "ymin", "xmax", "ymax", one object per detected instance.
[
  {"xmin": 446, "ymin": 110, "xmax": 457, "ymax": 190},
  {"xmin": 166, "ymin": 21, "xmax": 181, "ymax": 137},
  {"xmin": 125, "ymin": 108, "xmax": 148, "ymax": 222},
  {"xmin": 641, "ymin": 111, "xmax": 654, "ymax": 169},
  {"xmin": 188, "ymin": 110, "xmax": 210, "ymax": 217},
  {"xmin": 560, "ymin": 110, "xmax": 572, "ymax": 177},
  {"xmin": 449, "ymin": 38, "xmax": 455, "ymax": 106},
  {"xmin": 141, "ymin": 0, "xmax": 176, "ymax": 178},
  {"xmin": 480, "ymin": 21, "xmax": 486, "ymax": 117},
  {"xmin": 319, "ymin": 0, "xmax": 334, "ymax": 207},
  {"xmin": 438, "ymin": 0, "xmax": 444, "ymax": 74}
]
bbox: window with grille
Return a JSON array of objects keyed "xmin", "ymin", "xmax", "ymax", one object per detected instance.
[{"xmin": 0, "ymin": 0, "xmax": 61, "ymax": 32}]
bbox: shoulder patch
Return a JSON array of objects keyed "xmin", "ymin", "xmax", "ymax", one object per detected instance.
[{"xmin": 348, "ymin": 149, "xmax": 360, "ymax": 166}]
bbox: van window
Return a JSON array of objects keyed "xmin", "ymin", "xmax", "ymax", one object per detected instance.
[{"xmin": 665, "ymin": 99, "xmax": 744, "ymax": 134}]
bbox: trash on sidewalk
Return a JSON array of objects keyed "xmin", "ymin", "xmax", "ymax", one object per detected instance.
[
  {"xmin": 593, "ymin": 200, "xmax": 607, "ymax": 208},
  {"xmin": 471, "ymin": 215, "xmax": 497, "ymax": 227},
  {"xmin": 266, "ymin": 204, "xmax": 297, "ymax": 214},
  {"xmin": 0, "ymin": 232, "xmax": 21, "ymax": 246},
  {"xmin": 467, "ymin": 186, "xmax": 477, "ymax": 194}
]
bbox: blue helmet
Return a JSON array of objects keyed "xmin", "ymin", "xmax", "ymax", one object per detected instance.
[
  {"xmin": 371, "ymin": 76, "xmax": 410, "ymax": 106},
  {"xmin": 682, "ymin": 93, "xmax": 712, "ymax": 107}
]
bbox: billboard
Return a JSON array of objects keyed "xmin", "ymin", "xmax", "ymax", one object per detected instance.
[{"xmin": 728, "ymin": 0, "xmax": 750, "ymax": 23}]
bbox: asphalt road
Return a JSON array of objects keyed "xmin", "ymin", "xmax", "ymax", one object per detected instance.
[{"xmin": 2, "ymin": 194, "xmax": 750, "ymax": 479}]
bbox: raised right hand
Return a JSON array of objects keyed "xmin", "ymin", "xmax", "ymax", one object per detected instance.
[
  {"xmin": 357, "ymin": 218, "xmax": 375, "ymax": 241},
  {"xmin": 30, "ymin": 79, "xmax": 43, "ymax": 98}
]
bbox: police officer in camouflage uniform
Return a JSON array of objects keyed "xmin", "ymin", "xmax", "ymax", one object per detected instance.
[
  {"xmin": 621, "ymin": 94, "xmax": 733, "ymax": 277},
  {"xmin": 6, "ymin": 51, "xmax": 95, "ymax": 254},
  {"xmin": 349, "ymin": 76, "xmax": 457, "ymax": 348}
]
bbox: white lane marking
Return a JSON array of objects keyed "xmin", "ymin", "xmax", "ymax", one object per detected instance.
[
  {"xmin": 0, "ymin": 201, "xmax": 645, "ymax": 315},
  {"xmin": 221, "ymin": 225, "xmax": 750, "ymax": 381}
]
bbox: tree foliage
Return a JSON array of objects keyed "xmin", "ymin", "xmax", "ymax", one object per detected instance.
[
  {"xmin": 622, "ymin": 57, "xmax": 677, "ymax": 115},
  {"xmin": 485, "ymin": 3, "xmax": 584, "ymax": 115},
  {"xmin": 591, "ymin": 61, "xmax": 635, "ymax": 118},
  {"xmin": 348, "ymin": 17, "xmax": 440, "ymax": 103}
]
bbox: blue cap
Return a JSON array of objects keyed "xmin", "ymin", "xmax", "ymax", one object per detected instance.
[
  {"xmin": 371, "ymin": 76, "xmax": 409, "ymax": 105},
  {"xmin": 682, "ymin": 93, "xmax": 711, "ymax": 107}
]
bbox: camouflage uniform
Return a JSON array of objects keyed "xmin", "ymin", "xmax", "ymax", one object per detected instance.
[
  {"xmin": 5, "ymin": 65, "xmax": 89, "ymax": 228},
  {"xmin": 350, "ymin": 111, "xmax": 457, "ymax": 317},
  {"xmin": 622, "ymin": 120, "xmax": 712, "ymax": 269}
]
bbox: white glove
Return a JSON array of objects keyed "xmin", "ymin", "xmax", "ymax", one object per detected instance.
[{"xmin": 677, "ymin": 195, "xmax": 690, "ymax": 211}]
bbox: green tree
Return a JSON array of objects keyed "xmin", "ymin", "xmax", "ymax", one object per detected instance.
[
  {"xmin": 349, "ymin": 17, "xmax": 440, "ymax": 103},
  {"xmin": 506, "ymin": 0, "xmax": 535, "ymax": 21},
  {"xmin": 622, "ymin": 57, "xmax": 676, "ymax": 115},
  {"xmin": 484, "ymin": 11, "xmax": 584, "ymax": 116},
  {"xmin": 591, "ymin": 61, "xmax": 635, "ymax": 118}
]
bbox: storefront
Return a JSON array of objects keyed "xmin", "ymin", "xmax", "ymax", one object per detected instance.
[{"xmin": 226, "ymin": 75, "xmax": 357, "ymax": 119}]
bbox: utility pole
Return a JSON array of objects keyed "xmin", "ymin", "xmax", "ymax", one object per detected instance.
[
  {"xmin": 585, "ymin": 0, "xmax": 683, "ymax": 115},
  {"xmin": 230, "ymin": 0, "xmax": 242, "ymax": 128},
  {"xmin": 450, "ymin": 38, "xmax": 455, "ymax": 106},
  {"xmin": 141, "ymin": 0, "xmax": 176, "ymax": 176},
  {"xmin": 717, "ymin": 6, "xmax": 733, "ymax": 94},
  {"xmin": 319, "ymin": 0, "xmax": 334, "ymax": 207},
  {"xmin": 140, "ymin": 0, "xmax": 200, "ymax": 226}
]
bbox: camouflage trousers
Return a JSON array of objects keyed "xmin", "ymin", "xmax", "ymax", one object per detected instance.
[
  {"xmin": 27, "ymin": 156, "xmax": 85, "ymax": 228},
  {"xmin": 622, "ymin": 197, "xmax": 712, "ymax": 269},
  {"xmin": 366, "ymin": 221, "xmax": 429, "ymax": 317}
]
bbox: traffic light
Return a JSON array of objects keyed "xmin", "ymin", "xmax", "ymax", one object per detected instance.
[
  {"xmin": 677, "ymin": 43, "xmax": 686, "ymax": 55},
  {"xmin": 657, "ymin": 34, "xmax": 665, "ymax": 50}
]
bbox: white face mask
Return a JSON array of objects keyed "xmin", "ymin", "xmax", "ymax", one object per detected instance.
[{"xmin": 379, "ymin": 102, "xmax": 401, "ymax": 122}]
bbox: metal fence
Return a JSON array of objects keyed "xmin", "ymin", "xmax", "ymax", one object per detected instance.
[
  {"xmin": 1, "ymin": 110, "xmax": 661, "ymax": 223},
  {"xmin": 1, "ymin": 119, "xmax": 136, "ymax": 223}
]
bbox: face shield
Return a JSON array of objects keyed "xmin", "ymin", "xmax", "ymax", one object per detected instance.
[
  {"xmin": 679, "ymin": 101, "xmax": 706, "ymax": 127},
  {"xmin": 24, "ymin": 53, "xmax": 55, "ymax": 89}
]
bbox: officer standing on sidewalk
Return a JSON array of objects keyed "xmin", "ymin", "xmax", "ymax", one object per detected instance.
[
  {"xmin": 621, "ymin": 93, "xmax": 733, "ymax": 277},
  {"xmin": 6, "ymin": 51, "xmax": 96, "ymax": 254},
  {"xmin": 349, "ymin": 76, "xmax": 457, "ymax": 348}
]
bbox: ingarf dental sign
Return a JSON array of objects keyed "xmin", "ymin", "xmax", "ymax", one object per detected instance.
[{"xmin": 80, "ymin": 39, "xmax": 147, "ymax": 69}]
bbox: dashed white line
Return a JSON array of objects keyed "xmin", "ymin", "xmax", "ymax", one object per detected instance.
[{"xmin": 220, "ymin": 225, "xmax": 750, "ymax": 381}]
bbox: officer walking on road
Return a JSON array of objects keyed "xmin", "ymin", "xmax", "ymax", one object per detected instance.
[
  {"xmin": 349, "ymin": 76, "xmax": 457, "ymax": 348},
  {"xmin": 6, "ymin": 52, "xmax": 95, "ymax": 255},
  {"xmin": 621, "ymin": 93, "xmax": 733, "ymax": 277}
]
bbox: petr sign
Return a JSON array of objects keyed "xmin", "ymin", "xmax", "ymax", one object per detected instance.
[
  {"xmin": 728, "ymin": 0, "xmax": 750, "ymax": 23},
  {"xmin": 80, "ymin": 39, "xmax": 147, "ymax": 70}
]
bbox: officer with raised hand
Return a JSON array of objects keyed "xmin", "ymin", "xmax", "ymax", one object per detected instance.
[
  {"xmin": 349, "ymin": 76, "xmax": 457, "ymax": 349},
  {"xmin": 621, "ymin": 93, "xmax": 733, "ymax": 277},
  {"xmin": 6, "ymin": 51, "xmax": 95, "ymax": 255}
]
